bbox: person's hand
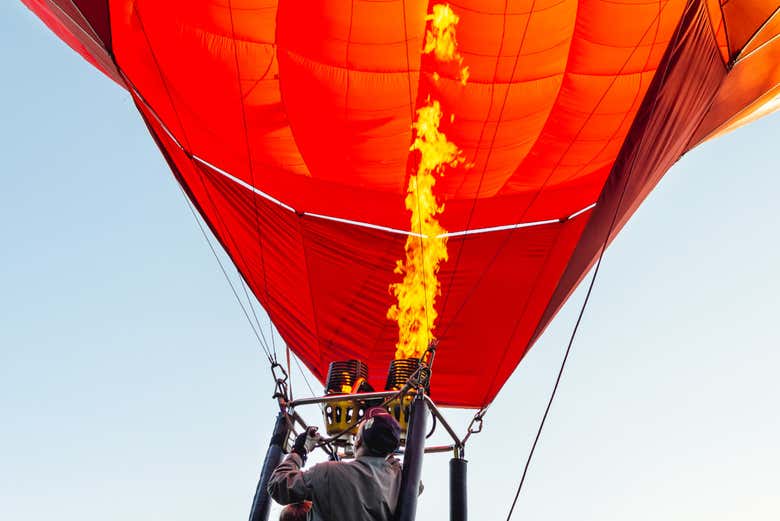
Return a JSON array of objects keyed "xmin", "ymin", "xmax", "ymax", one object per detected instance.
[{"xmin": 291, "ymin": 427, "xmax": 321, "ymax": 463}]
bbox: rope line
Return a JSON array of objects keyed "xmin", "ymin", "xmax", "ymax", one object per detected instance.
[
  {"xmin": 504, "ymin": 245, "xmax": 601, "ymax": 520},
  {"xmin": 505, "ymin": 2, "xmax": 687, "ymax": 516},
  {"xmin": 440, "ymin": 0, "xmax": 536, "ymax": 320},
  {"xmin": 291, "ymin": 350, "xmax": 318, "ymax": 398},
  {"xmin": 226, "ymin": 0, "xmax": 278, "ymax": 362},
  {"xmin": 467, "ymin": 0, "xmax": 667, "ymax": 406},
  {"xmin": 439, "ymin": 0, "xmax": 673, "ymax": 343},
  {"xmin": 133, "ymin": 5, "xmax": 278, "ymax": 363},
  {"xmin": 176, "ymin": 184, "xmax": 275, "ymax": 362}
]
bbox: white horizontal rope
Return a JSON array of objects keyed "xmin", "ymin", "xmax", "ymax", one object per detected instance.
[
  {"xmin": 304, "ymin": 211, "xmax": 426, "ymax": 238},
  {"xmin": 190, "ymin": 154, "xmax": 297, "ymax": 213},
  {"xmin": 133, "ymin": 93, "xmax": 598, "ymax": 238}
]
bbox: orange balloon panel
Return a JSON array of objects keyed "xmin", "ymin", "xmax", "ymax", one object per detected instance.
[{"xmin": 22, "ymin": 0, "xmax": 779, "ymax": 406}]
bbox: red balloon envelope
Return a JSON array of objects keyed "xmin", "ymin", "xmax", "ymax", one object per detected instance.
[{"xmin": 22, "ymin": 0, "xmax": 779, "ymax": 406}]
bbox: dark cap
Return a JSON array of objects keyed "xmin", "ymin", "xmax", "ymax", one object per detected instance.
[{"xmin": 360, "ymin": 407, "xmax": 401, "ymax": 455}]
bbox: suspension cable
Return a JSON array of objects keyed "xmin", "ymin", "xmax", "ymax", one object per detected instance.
[
  {"xmin": 291, "ymin": 350, "xmax": 317, "ymax": 398},
  {"xmin": 131, "ymin": 8, "xmax": 277, "ymax": 366},
  {"xmin": 176, "ymin": 184, "xmax": 275, "ymax": 364},
  {"xmin": 225, "ymin": 0, "xmax": 278, "ymax": 365},
  {"xmin": 504, "ymin": 251, "xmax": 602, "ymax": 520},
  {"xmin": 504, "ymin": 2, "xmax": 684, "ymax": 514}
]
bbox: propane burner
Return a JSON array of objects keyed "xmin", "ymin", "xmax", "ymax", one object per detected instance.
[
  {"xmin": 385, "ymin": 359, "xmax": 420, "ymax": 390},
  {"xmin": 384, "ymin": 359, "xmax": 423, "ymax": 439},
  {"xmin": 325, "ymin": 359, "xmax": 369, "ymax": 394},
  {"xmin": 322, "ymin": 360, "xmax": 372, "ymax": 441}
]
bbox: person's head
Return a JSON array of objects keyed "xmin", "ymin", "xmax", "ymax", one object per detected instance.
[
  {"xmin": 355, "ymin": 407, "xmax": 401, "ymax": 457},
  {"xmin": 280, "ymin": 501, "xmax": 311, "ymax": 521}
]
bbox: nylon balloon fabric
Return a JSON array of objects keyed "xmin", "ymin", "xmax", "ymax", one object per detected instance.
[{"xmin": 23, "ymin": 0, "xmax": 780, "ymax": 407}]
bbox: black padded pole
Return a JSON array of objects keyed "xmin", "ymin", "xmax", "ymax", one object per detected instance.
[
  {"xmin": 395, "ymin": 393, "xmax": 427, "ymax": 521},
  {"xmin": 449, "ymin": 457, "xmax": 467, "ymax": 521},
  {"xmin": 248, "ymin": 412, "xmax": 289, "ymax": 521}
]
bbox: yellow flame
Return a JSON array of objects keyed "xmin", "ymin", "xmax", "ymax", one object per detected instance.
[
  {"xmin": 459, "ymin": 66, "xmax": 470, "ymax": 86},
  {"xmin": 423, "ymin": 4, "xmax": 470, "ymax": 86},
  {"xmin": 388, "ymin": 100, "xmax": 464, "ymax": 359},
  {"xmin": 424, "ymin": 4, "xmax": 460, "ymax": 62},
  {"xmin": 388, "ymin": 4, "xmax": 469, "ymax": 360}
]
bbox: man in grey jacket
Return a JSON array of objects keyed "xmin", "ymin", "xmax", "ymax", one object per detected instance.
[{"xmin": 268, "ymin": 407, "xmax": 405, "ymax": 521}]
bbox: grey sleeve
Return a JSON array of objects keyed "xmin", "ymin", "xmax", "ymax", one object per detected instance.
[
  {"xmin": 266, "ymin": 453, "xmax": 314, "ymax": 505},
  {"xmin": 390, "ymin": 457, "xmax": 423, "ymax": 496}
]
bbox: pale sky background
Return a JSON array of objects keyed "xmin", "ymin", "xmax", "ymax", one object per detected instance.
[{"xmin": 2, "ymin": 3, "xmax": 779, "ymax": 521}]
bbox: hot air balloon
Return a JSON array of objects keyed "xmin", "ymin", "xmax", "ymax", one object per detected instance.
[{"xmin": 19, "ymin": 0, "xmax": 779, "ymax": 520}]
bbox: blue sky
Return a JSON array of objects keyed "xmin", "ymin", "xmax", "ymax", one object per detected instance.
[{"xmin": 2, "ymin": 3, "xmax": 779, "ymax": 520}]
